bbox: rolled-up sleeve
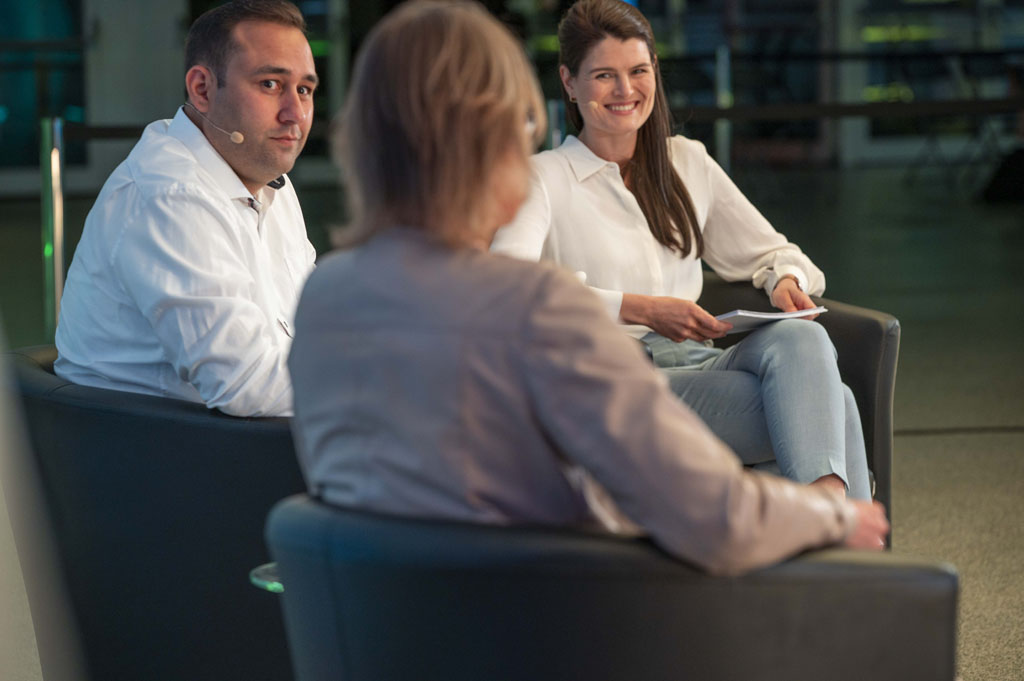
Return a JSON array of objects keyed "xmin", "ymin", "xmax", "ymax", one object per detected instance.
[{"xmin": 521, "ymin": 270, "xmax": 854, "ymax": 575}]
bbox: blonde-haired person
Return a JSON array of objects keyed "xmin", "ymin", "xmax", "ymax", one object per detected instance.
[
  {"xmin": 492, "ymin": 0, "xmax": 872, "ymax": 501},
  {"xmin": 288, "ymin": 0, "xmax": 888, "ymax": 576}
]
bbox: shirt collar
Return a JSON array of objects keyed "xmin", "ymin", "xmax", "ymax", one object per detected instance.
[
  {"xmin": 166, "ymin": 107, "xmax": 286, "ymax": 201},
  {"xmin": 560, "ymin": 135, "xmax": 619, "ymax": 183}
]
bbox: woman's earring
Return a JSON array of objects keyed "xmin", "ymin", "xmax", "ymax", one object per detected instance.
[{"xmin": 569, "ymin": 94, "xmax": 577, "ymax": 103}]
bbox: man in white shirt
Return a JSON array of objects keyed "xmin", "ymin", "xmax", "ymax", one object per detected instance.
[{"xmin": 55, "ymin": 0, "xmax": 318, "ymax": 416}]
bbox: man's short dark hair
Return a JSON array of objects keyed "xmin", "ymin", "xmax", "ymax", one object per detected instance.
[{"xmin": 185, "ymin": 0, "xmax": 306, "ymax": 84}]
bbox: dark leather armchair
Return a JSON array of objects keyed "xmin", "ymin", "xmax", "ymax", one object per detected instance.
[
  {"xmin": 6, "ymin": 345, "xmax": 305, "ymax": 681},
  {"xmin": 699, "ymin": 271, "xmax": 900, "ymax": 516},
  {"xmin": 267, "ymin": 494, "xmax": 958, "ymax": 681}
]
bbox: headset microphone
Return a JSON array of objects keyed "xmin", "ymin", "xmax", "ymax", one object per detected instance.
[
  {"xmin": 588, "ymin": 100, "xmax": 600, "ymax": 111},
  {"xmin": 184, "ymin": 102, "xmax": 244, "ymax": 144}
]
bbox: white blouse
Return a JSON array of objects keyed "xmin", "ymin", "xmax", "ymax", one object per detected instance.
[{"xmin": 491, "ymin": 135, "xmax": 825, "ymax": 338}]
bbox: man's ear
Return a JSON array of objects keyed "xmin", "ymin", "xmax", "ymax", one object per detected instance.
[{"xmin": 185, "ymin": 65, "xmax": 216, "ymax": 112}]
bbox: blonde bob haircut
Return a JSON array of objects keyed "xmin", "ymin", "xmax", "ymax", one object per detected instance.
[{"xmin": 334, "ymin": 0, "xmax": 547, "ymax": 245}]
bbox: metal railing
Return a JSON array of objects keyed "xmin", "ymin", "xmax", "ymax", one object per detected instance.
[
  {"xmin": 40, "ymin": 118, "xmax": 64, "ymax": 341},
  {"xmin": 38, "ymin": 119, "xmax": 144, "ymax": 339},
  {"xmin": 36, "ymin": 42, "xmax": 1024, "ymax": 336}
]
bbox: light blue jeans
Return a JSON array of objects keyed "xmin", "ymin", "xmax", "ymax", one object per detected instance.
[{"xmin": 642, "ymin": 319, "xmax": 872, "ymax": 499}]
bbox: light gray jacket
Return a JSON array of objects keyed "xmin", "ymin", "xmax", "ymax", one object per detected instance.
[{"xmin": 289, "ymin": 228, "xmax": 854, "ymax": 575}]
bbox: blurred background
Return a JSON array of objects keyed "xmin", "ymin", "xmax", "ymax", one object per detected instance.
[{"xmin": 2, "ymin": 0, "xmax": 1023, "ymax": 679}]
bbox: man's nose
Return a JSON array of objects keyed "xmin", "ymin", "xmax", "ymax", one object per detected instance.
[{"xmin": 279, "ymin": 91, "xmax": 309, "ymax": 125}]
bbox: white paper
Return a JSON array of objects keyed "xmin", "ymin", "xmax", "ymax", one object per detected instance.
[{"xmin": 715, "ymin": 307, "xmax": 828, "ymax": 334}]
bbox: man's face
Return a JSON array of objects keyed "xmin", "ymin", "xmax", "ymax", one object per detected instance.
[{"xmin": 206, "ymin": 20, "xmax": 317, "ymax": 194}]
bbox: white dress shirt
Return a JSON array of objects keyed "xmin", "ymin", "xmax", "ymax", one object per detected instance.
[
  {"xmin": 491, "ymin": 135, "xmax": 825, "ymax": 338},
  {"xmin": 55, "ymin": 107, "xmax": 316, "ymax": 416}
]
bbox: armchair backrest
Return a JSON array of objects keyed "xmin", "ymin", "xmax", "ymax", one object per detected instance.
[{"xmin": 6, "ymin": 345, "xmax": 305, "ymax": 681}]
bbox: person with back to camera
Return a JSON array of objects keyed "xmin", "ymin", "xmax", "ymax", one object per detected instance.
[
  {"xmin": 491, "ymin": 0, "xmax": 873, "ymax": 500},
  {"xmin": 55, "ymin": 0, "xmax": 318, "ymax": 416},
  {"xmin": 287, "ymin": 0, "xmax": 888, "ymax": 576}
]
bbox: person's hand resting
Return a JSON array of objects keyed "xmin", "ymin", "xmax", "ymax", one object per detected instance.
[
  {"xmin": 843, "ymin": 500, "xmax": 890, "ymax": 550},
  {"xmin": 771, "ymin": 275, "xmax": 820, "ymax": 319},
  {"xmin": 621, "ymin": 293, "xmax": 732, "ymax": 343}
]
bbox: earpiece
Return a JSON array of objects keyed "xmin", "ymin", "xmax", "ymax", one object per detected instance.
[{"xmin": 184, "ymin": 102, "xmax": 245, "ymax": 144}]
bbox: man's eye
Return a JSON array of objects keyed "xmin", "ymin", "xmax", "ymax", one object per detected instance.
[
  {"xmin": 261, "ymin": 80, "xmax": 280, "ymax": 90},
  {"xmin": 298, "ymin": 85, "xmax": 313, "ymax": 96}
]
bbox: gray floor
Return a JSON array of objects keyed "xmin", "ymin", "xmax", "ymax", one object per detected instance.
[
  {"xmin": 2, "ymin": 162, "xmax": 1023, "ymax": 679},
  {"xmin": 745, "ymin": 164, "xmax": 1024, "ymax": 681}
]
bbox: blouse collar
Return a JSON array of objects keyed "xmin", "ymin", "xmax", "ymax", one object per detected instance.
[{"xmin": 559, "ymin": 135, "xmax": 620, "ymax": 183}]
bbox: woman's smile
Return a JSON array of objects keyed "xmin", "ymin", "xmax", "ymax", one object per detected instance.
[{"xmin": 561, "ymin": 36, "xmax": 656, "ymax": 158}]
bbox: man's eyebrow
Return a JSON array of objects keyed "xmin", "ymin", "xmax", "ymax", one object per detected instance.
[{"xmin": 252, "ymin": 65, "xmax": 319, "ymax": 85}]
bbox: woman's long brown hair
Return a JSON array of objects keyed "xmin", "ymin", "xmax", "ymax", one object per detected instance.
[{"xmin": 559, "ymin": 0, "xmax": 702, "ymax": 258}]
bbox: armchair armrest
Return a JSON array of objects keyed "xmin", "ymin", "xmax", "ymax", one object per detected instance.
[
  {"xmin": 811, "ymin": 297, "xmax": 900, "ymax": 513},
  {"xmin": 269, "ymin": 496, "xmax": 957, "ymax": 681}
]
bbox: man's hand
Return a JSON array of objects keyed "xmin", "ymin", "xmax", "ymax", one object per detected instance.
[
  {"xmin": 771, "ymin": 276, "xmax": 819, "ymax": 318},
  {"xmin": 621, "ymin": 293, "xmax": 732, "ymax": 343}
]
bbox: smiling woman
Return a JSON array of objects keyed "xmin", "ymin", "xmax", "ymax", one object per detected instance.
[
  {"xmin": 490, "ymin": 0, "xmax": 883, "ymax": 504},
  {"xmin": 560, "ymin": 38, "xmax": 655, "ymax": 162},
  {"xmin": 556, "ymin": 0, "xmax": 701, "ymax": 259}
]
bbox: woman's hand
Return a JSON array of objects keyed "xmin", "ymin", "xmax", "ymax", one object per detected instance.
[
  {"xmin": 771, "ymin": 276, "xmax": 819, "ymax": 318},
  {"xmin": 842, "ymin": 500, "xmax": 890, "ymax": 550},
  {"xmin": 621, "ymin": 293, "xmax": 732, "ymax": 343}
]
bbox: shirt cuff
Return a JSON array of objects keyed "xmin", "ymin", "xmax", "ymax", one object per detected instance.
[{"xmin": 755, "ymin": 265, "xmax": 809, "ymax": 301}]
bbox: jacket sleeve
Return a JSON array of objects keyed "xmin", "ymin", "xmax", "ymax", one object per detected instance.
[{"xmin": 521, "ymin": 269, "xmax": 854, "ymax": 575}]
